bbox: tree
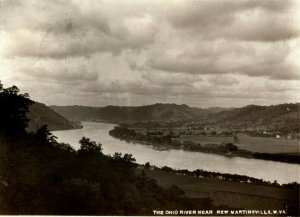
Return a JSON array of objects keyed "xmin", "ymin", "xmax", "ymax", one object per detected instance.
[
  {"xmin": 210, "ymin": 131, "xmax": 217, "ymax": 136},
  {"xmin": 233, "ymin": 135, "xmax": 239, "ymax": 143},
  {"xmin": 224, "ymin": 143, "xmax": 238, "ymax": 152},
  {"xmin": 144, "ymin": 162, "xmax": 151, "ymax": 169},
  {"xmin": 78, "ymin": 137, "xmax": 103, "ymax": 154},
  {"xmin": 0, "ymin": 81, "xmax": 34, "ymax": 134},
  {"xmin": 122, "ymin": 153, "xmax": 136, "ymax": 163},
  {"xmin": 35, "ymin": 125, "xmax": 57, "ymax": 143},
  {"xmin": 113, "ymin": 152, "xmax": 122, "ymax": 160}
]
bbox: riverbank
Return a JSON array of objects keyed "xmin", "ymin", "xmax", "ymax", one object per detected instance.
[{"xmin": 109, "ymin": 126, "xmax": 300, "ymax": 164}]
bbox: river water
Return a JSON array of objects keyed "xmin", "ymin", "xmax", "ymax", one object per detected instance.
[{"xmin": 53, "ymin": 122, "xmax": 300, "ymax": 184}]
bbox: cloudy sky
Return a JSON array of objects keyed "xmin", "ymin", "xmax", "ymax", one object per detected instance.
[{"xmin": 0, "ymin": 0, "xmax": 299, "ymax": 108}]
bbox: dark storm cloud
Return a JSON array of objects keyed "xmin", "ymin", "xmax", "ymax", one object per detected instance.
[
  {"xmin": 146, "ymin": 40, "xmax": 299, "ymax": 81},
  {"xmin": 78, "ymin": 79, "xmax": 170, "ymax": 96},
  {"xmin": 209, "ymin": 75, "xmax": 239, "ymax": 86},
  {"xmin": 1, "ymin": 0, "xmax": 299, "ymax": 107},
  {"xmin": 141, "ymin": 71, "xmax": 202, "ymax": 87},
  {"xmin": 147, "ymin": 56, "xmax": 300, "ymax": 80},
  {"xmin": 20, "ymin": 65, "xmax": 98, "ymax": 84},
  {"xmin": 166, "ymin": 0, "xmax": 298, "ymax": 41}
]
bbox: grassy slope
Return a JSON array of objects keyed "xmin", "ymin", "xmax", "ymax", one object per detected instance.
[{"xmin": 144, "ymin": 169, "xmax": 299, "ymax": 210}]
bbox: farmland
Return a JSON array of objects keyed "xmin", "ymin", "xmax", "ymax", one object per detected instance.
[
  {"xmin": 129, "ymin": 127, "xmax": 299, "ymax": 154},
  {"xmin": 174, "ymin": 134, "xmax": 299, "ymax": 154},
  {"xmin": 143, "ymin": 168, "xmax": 299, "ymax": 211},
  {"xmin": 109, "ymin": 126, "xmax": 300, "ymax": 164}
]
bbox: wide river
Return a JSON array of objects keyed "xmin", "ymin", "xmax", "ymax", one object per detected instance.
[{"xmin": 53, "ymin": 122, "xmax": 300, "ymax": 184}]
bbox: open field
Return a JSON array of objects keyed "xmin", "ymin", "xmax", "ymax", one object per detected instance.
[
  {"xmin": 237, "ymin": 135, "xmax": 300, "ymax": 153},
  {"xmin": 143, "ymin": 169, "xmax": 299, "ymax": 210},
  {"xmin": 237, "ymin": 144, "xmax": 299, "ymax": 153},
  {"xmin": 135, "ymin": 128, "xmax": 300, "ymax": 154},
  {"xmin": 174, "ymin": 135, "xmax": 299, "ymax": 153},
  {"xmin": 174, "ymin": 135, "xmax": 234, "ymax": 144},
  {"xmin": 132, "ymin": 127, "xmax": 300, "ymax": 154}
]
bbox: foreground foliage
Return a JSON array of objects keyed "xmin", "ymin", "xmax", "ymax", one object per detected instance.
[
  {"xmin": 0, "ymin": 81, "xmax": 215, "ymax": 215},
  {"xmin": 1, "ymin": 134, "xmax": 216, "ymax": 215}
]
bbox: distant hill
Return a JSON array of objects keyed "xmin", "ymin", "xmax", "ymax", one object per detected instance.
[
  {"xmin": 204, "ymin": 103, "xmax": 300, "ymax": 132},
  {"xmin": 206, "ymin": 107, "xmax": 235, "ymax": 113},
  {"xmin": 50, "ymin": 103, "xmax": 213, "ymax": 122},
  {"xmin": 27, "ymin": 102, "xmax": 81, "ymax": 132},
  {"xmin": 50, "ymin": 103, "xmax": 299, "ymax": 133}
]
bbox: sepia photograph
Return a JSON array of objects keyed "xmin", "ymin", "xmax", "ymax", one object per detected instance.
[{"xmin": 0, "ymin": 0, "xmax": 299, "ymax": 216}]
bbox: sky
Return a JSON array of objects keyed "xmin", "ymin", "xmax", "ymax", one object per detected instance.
[{"xmin": 0, "ymin": 0, "xmax": 299, "ymax": 108}]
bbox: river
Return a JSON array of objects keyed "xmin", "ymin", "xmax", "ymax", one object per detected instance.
[{"xmin": 53, "ymin": 122, "xmax": 300, "ymax": 184}]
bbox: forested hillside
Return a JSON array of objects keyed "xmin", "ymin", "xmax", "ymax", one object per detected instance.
[
  {"xmin": 27, "ymin": 102, "xmax": 80, "ymax": 132},
  {"xmin": 51, "ymin": 103, "xmax": 212, "ymax": 122},
  {"xmin": 51, "ymin": 103, "xmax": 299, "ymax": 134},
  {"xmin": 204, "ymin": 104, "xmax": 300, "ymax": 132}
]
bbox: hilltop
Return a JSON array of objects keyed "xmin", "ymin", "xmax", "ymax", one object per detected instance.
[
  {"xmin": 203, "ymin": 103, "xmax": 300, "ymax": 133},
  {"xmin": 50, "ymin": 103, "xmax": 299, "ymax": 133},
  {"xmin": 27, "ymin": 102, "xmax": 81, "ymax": 132},
  {"xmin": 50, "ymin": 103, "xmax": 213, "ymax": 122}
]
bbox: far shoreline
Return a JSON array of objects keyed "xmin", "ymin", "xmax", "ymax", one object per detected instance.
[{"xmin": 109, "ymin": 125, "xmax": 300, "ymax": 165}]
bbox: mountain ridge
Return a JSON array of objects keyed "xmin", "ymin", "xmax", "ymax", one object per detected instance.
[
  {"xmin": 50, "ymin": 103, "xmax": 213, "ymax": 122},
  {"xmin": 50, "ymin": 103, "xmax": 299, "ymax": 133}
]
